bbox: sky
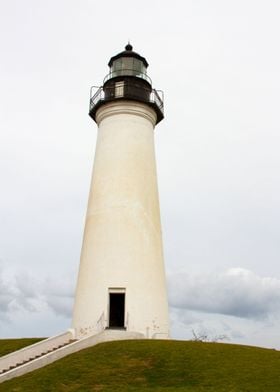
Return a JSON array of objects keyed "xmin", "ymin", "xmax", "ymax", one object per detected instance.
[{"xmin": 0, "ymin": 0, "xmax": 280, "ymax": 349}]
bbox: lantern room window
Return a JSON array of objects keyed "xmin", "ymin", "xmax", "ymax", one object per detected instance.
[
  {"xmin": 104, "ymin": 44, "xmax": 151, "ymax": 85},
  {"xmin": 111, "ymin": 57, "xmax": 147, "ymax": 78}
]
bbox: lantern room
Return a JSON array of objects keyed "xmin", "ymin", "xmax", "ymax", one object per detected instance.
[{"xmin": 104, "ymin": 43, "xmax": 151, "ymax": 85}]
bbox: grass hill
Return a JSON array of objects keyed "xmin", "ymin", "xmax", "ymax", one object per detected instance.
[{"xmin": 1, "ymin": 338, "xmax": 280, "ymax": 391}]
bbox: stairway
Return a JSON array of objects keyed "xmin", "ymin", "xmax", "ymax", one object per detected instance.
[
  {"xmin": 0, "ymin": 329, "xmax": 145, "ymax": 384},
  {"xmin": 0, "ymin": 330, "xmax": 76, "ymax": 382},
  {"xmin": 0, "ymin": 339, "xmax": 76, "ymax": 375}
]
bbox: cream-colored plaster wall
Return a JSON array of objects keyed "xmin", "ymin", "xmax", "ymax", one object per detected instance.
[{"xmin": 72, "ymin": 101, "xmax": 169, "ymax": 339}]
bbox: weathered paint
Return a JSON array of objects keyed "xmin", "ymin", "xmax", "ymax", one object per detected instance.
[{"xmin": 72, "ymin": 100, "xmax": 169, "ymax": 339}]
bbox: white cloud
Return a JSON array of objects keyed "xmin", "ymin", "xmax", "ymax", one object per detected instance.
[
  {"xmin": 168, "ymin": 268, "xmax": 280, "ymax": 319},
  {"xmin": 169, "ymin": 306, "xmax": 280, "ymax": 349},
  {"xmin": 0, "ymin": 269, "xmax": 15, "ymax": 319},
  {"xmin": 0, "ymin": 269, "xmax": 74, "ymax": 323}
]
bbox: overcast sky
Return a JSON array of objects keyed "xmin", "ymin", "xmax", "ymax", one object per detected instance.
[{"xmin": 1, "ymin": 0, "xmax": 280, "ymax": 349}]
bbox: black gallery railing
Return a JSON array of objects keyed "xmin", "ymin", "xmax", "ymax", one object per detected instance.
[{"xmin": 89, "ymin": 82, "xmax": 164, "ymax": 119}]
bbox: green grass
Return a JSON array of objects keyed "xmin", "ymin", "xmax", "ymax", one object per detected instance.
[
  {"xmin": 1, "ymin": 339, "xmax": 280, "ymax": 391},
  {"xmin": 0, "ymin": 338, "xmax": 44, "ymax": 358}
]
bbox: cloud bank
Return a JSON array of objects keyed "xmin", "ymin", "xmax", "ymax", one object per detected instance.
[
  {"xmin": 0, "ymin": 269, "xmax": 74, "ymax": 322},
  {"xmin": 2, "ymin": 266, "xmax": 280, "ymax": 345},
  {"xmin": 168, "ymin": 268, "xmax": 280, "ymax": 319},
  {"xmin": 2, "ymin": 267, "xmax": 280, "ymax": 323}
]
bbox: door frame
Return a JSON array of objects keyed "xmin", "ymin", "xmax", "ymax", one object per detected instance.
[{"xmin": 107, "ymin": 287, "xmax": 126, "ymax": 329}]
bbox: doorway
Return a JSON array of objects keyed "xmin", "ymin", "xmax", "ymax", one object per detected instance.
[{"xmin": 109, "ymin": 293, "xmax": 125, "ymax": 328}]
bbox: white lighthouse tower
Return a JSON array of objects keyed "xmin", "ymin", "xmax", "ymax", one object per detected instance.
[{"xmin": 72, "ymin": 44, "xmax": 169, "ymax": 339}]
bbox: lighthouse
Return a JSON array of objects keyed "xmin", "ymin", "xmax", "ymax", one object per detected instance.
[{"xmin": 72, "ymin": 44, "xmax": 169, "ymax": 339}]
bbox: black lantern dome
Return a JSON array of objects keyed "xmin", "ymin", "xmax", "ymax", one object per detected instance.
[{"xmin": 89, "ymin": 45, "xmax": 164, "ymax": 124}]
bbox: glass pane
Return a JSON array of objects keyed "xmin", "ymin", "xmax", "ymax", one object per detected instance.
[
  {"xmin": 133, "ymin": 59, "xmax": 142, "ymax": 73},
  {"xmin": 122, "ymin": 57, "xmax": 133, "ymax": 71},
  {"xmin": 112, "ymin": 59, "xmax": 122, "ymax": 72},
  {"xmin": 141, "ymin": 64, "xmax": 147, "ymax": 74}
]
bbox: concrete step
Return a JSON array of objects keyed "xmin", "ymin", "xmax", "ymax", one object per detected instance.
[{"xmin": 0, "ymin": 339, "xmax": 77, "ymax": 375}]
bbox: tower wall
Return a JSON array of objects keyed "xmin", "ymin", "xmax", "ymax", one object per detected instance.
[{"xmin": 72, "ymin": 101, "xmax": 169, "ymax": 339}]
